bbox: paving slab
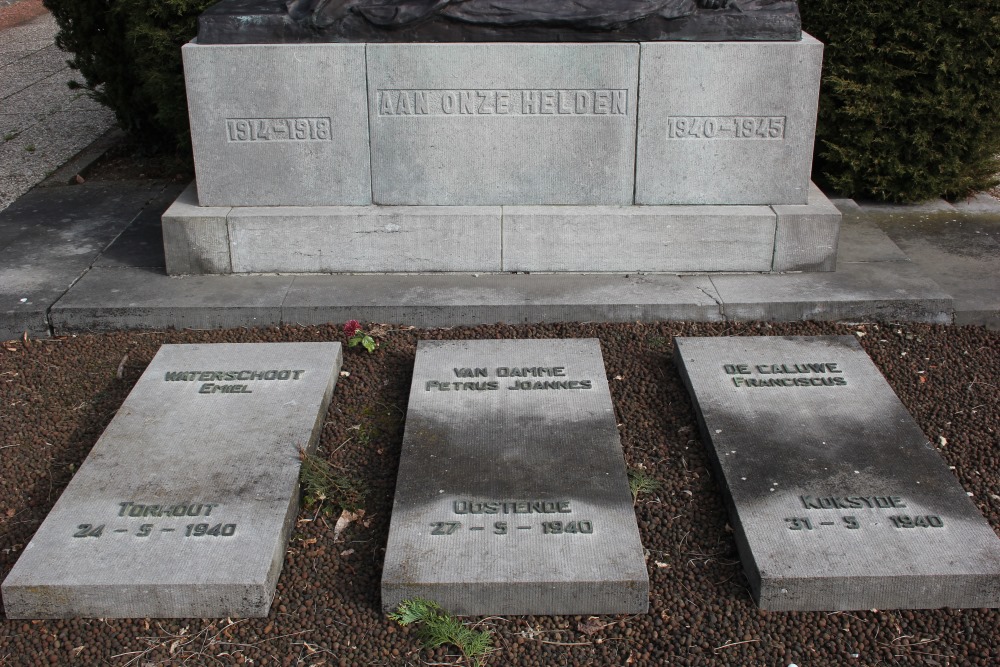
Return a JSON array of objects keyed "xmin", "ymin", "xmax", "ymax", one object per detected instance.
[
  {"xmin": 0, "ymin": 44, "xmax": 69, "ymax": 99},
  {"xmin": 835, "ymin": 218, "xmax": 910, "ymax": 264},
  {"xmin": 0, "ymin": 11, "xmax": 55, "ymax": 53},
  {"xmin": 951, "ymin": 194, "xmax": 1000, "ymax": 213},
  {"xmin": 0, "ymin": 111, "xmax": 45, "ymax": 140},
  {"xmin": 93, "ymin": 182, "xmax": 186, "ymax": 269},
  {"xmin": 50, "ymin": 268, "xmax": 291, "ymax": 333},
  {"xmin": 0, "ymin": 181, "xmax": 168, "ymax": 340},
  {"xmin": 281, "ymin": 273, "xmax": 722, "ymax": 327},
  {"xmin": 673, "ymin": 335, "xmax": 1000, "ymax": 610},
  {"xmin": 2, "ymin": 341, "xmax": 342, "ymax": 618},
  {"xmin": 382, "ymin": 338, "xmax": 648, "ymax": 615},
  {"xmin": 866, "ymin": 211, "xmax": 1000, "ymax": 328},
  {"xmin": 709, "ymin": 261, "xmax": 952, "ymax": 324},
  {"xmin": 856, "ymin": 199, "xmax": 956, "ymax": 215}
]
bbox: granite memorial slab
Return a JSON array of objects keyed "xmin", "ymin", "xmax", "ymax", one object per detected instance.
[
  {"xmin": 673, "ymin": 335, "xmax": 1000, "ymax": 611},
  {"xmin": 382, "ymin": 339, "xmax": 648, "ymax": 615},
  {"xmin": 183, "ymin": 43, "xmax": 371, "ymax": 207},
  {"xmin": 2, "ymin": 342, "xmax": 342, "ymax": 618},
  {"xmin": 367, "ymin": 43, "xmax": 638, "ymax": 205},
  {"xmin": 635, "ymin": 36, "xmax": 823, "ymax": 205}
]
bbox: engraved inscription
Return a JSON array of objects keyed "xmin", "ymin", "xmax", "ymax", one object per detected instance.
[
  {"xmin": 72, "ymin": 503, "xmax": 237, "ymax": 540},
  {"xmin": 667, "ymin": 116, "xmax": 785, "ymax": 139},
  {"xmin": 426, "ymin": 365, "xmax": 594, "ymax": 393},
  {"xmin": 429, "ymin": 500, "xmax": 594, "ymax": 536},
  {"xmin": 722, "ymin": 362, "xmax": 847, "ymax": 389},
  {"xmin": 226, "ymin": 117, "xmax": 332, "ymax": 142},
  {"xmin": 164, "ymin": 369, "xmax": 305, "ymax": 395},
  {"xmin": 377, "ymin": 89, "xmax": 627, "ymax": 117},
  {"xmin": 452, "ymin": 500, "xmax": 572, "ymax": 514},
  {"xmin": 782, "ymin": 494, "xmax": 945, "ymax": 532}
]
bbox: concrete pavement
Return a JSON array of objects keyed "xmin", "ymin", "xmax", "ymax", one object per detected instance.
[{"xmin": 0, "ymin": 11, "xmax": 115, "ymax": 212}]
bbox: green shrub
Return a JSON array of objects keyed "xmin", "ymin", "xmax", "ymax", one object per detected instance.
[
  {"xmin": 801, "ymin": 0, "xmax": 1000, "ymax": 202},
  {"xmin": 44, "ymin": 0, "xmax": 214, "ymax": 155}
]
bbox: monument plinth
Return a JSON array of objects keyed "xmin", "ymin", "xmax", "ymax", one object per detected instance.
[
  {"xmin": 674, "ymin": 336, "xmax": 1000, "ymax": 611},
  {"xmin": 2, "ymin": 343, "xmax": 342, "ymax": 619},
  {"xmin": 381, "ymin": 339, "xmax": 649, "ymax": 615},
  {"xmin": 165, "ymin": 0, "xmax": 840, "ymax": 275}
]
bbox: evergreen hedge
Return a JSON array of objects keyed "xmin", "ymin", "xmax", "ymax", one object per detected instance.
[
  {"xmin": 45, "ymin": 0, "xmax": 1000, "ymax": 201},
  {"xmin": 801, "ymin": 0, "xmax": 1000, "ymax": 201},
  {"xmin": 44, "ymin": 0, "xmax": 214, "ymax": 154}
]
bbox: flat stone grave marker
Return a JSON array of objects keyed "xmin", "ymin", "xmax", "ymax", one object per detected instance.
[
  {"xmin": 2, "ymin": 342, "xmax": 342, "ymax": 618},
  {"xmin": 382, "ymin": 339, "xmax": 648, "ymax": 615},
  {"xmin": 673, "ymin": 335, "xmax": 1000, "ymax": 611}
]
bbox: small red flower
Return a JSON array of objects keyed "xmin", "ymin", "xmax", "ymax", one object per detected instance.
[{"xmin": 344, "ymin": 320, "xmax": 361, "ymax": 337}]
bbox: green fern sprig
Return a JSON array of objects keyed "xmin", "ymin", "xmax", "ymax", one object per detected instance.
[
  {"xmin": 389, "ymin": 598, "xmax": 493, "ymax": 667},
  {"xmin": 628, "ymin": 468, "xmax": 661, "ymax": 503}
]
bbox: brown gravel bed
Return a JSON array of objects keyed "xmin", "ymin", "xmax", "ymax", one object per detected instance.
[{"xmin": 1, "ymin": 320, "xmax": 998, "ymax": 666}]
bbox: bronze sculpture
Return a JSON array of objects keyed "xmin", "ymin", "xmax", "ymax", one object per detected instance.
[{"xmin": 198, "ymin": 0, "xmax": 801, "ymax": 43}]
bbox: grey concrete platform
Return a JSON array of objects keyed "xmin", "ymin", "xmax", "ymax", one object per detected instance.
[
  {"xmin": 1, "ymin": 180, "xmax": 998, "ymax": 339},
  {"xmin": 162, "ymin": 183, "xmax": 841, "ymax": 275}
]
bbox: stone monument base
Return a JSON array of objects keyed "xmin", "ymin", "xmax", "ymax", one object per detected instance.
[{"xmin": 163, "ymin": 182, "xmax": 840, "ymax": 274}]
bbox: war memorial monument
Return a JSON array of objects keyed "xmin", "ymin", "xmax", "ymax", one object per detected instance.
[{"xmin": 4, "ymin": 0, "xmax": 999, "ymax": 622}]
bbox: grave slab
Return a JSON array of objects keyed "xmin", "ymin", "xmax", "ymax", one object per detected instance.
[
  {"xmin": 673, "ymin": 335, "xmax": 1000, "ymax": 611},
  {"xmin": 2, "ymin": 342, "xmax": 342, "ymax": 618},
  {"xmin": 382, "ymin": 339, "xmax": 648, "ymax": 615}
]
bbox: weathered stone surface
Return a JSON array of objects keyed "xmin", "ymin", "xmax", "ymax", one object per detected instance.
[
  {"xmin": 2, "ymin": 342, "xmax": 342, "ymax": 618},
  {"xmin": 771, "ymin": 182, "xmax": 841, "ymax": 272},
  {"xmin": 709, "ymin": 261, "xmax": 952, "ymax": 324},
  {"xmin": 227, "ymin": 205, "xmax": 501, "ymax": 272},
  {"xmin": 382, "ymin": 339, "xmax": 648, "ymax": 615},
  {"xmin": 281, "ymin": 273, "xmax": 724, "ymax": 325},
  {"xmin": 162, "ymin": 183, "xmax": 232, "ymax": 275},
  {"xmin": 673, "ymin": 335, "xmax": 1000, "ymax": 610},
  {"xmin": 198, "ymin": 0, "xmax": 801, "ymax": 44},
  {"xmin": 635, "ymin": 35, "xmax": 823, "ymax": 205},
  {"xmin": 166, "ymin": 188, "xmax": 846, "ymax": 273},
  {"xmin": 367, "ymin": 43, "xmax": 638, "ymax": 205},
  {"xmin": 502, "ymin": 204, "xmax": 776, "ymax": 272},
  {"xmin": 0, "ymin": 181, "xmax": 167, "ymax": 340},
  {"xmin": 50, "ymin": 269, "xmax": 291, "ymax": 332},
  {"xmin": 183, "ymin": 42, "xmax": 371, "ymax": 207}
]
